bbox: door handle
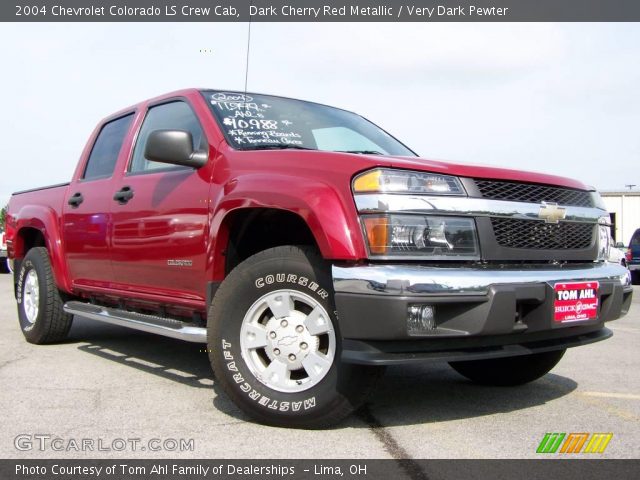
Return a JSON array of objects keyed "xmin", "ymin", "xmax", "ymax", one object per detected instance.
[
  {"xmin": 67, "ymin": 192, "xmax": 84, "ymax": 208},
  {"xmin": 113, "ymin": 186, "xmax": 134, "ymax": 204}
]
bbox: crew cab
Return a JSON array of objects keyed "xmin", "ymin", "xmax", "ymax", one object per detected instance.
[{"xmin": 5, "ymin": 89, "xmax": 633, "ymax": 428}]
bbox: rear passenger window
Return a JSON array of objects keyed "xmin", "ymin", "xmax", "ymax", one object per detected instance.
[
  {"xmin": 83, "ymin": 114, "xmax": 134, "ymax": 180},
  {"xmin": 631, "ymin": 230, "xmax": 640, "ymax": 246},
  {"xmin": 129, "ymin": 101, "xmax": 207, "ymax": 173}
]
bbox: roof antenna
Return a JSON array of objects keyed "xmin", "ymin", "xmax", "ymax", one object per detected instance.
[{"xmin": 244, "ymin": 4, "xmax": 252, "ymax": 97}]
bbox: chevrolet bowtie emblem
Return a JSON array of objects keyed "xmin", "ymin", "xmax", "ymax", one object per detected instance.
[{"xmin": 539, "ymin": 202, "xmax": 566, "ymax": 224}]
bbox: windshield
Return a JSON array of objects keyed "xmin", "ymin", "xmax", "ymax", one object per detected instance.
[{"xmin": 202, "ymin": 90, "xmax": 416, "ymax": 156}]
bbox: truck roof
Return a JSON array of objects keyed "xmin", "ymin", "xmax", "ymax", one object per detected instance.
[
  {"xmin": 94, "ymin": 88, "xmax": 590, "ymax": 191},
  {"xmin": 99, "ymin": 88, "xmax": 356, "ymax": 123}
]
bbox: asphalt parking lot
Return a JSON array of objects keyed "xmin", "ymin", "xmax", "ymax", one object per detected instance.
[{"xmin": 0, "ymin": 273, "xmax": 638, "ymax": 460}]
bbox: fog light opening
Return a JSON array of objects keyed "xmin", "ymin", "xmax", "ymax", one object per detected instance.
[{"xmin": 407, "ymin": 304, "xmax": 436, "ymax": 335}]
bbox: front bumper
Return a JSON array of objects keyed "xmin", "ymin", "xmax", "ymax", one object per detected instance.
[{"xmin": 332, "ymin": 262, "xmax": 633, "ymax": 365}]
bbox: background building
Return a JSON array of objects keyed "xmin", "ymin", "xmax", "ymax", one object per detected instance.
[{"xmin": 601, "ymin": 190, "xmax": 640, "ymax": 246}]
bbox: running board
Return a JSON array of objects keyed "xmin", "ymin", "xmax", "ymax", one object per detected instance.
[{"xmin": 63, "ymin": 301, "xmax": 207, "ymax": 343}]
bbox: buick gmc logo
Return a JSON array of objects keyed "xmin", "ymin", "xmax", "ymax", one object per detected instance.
[{"xmin": 539, "ymin": 202, "xmax": 567, "ymax": 224}]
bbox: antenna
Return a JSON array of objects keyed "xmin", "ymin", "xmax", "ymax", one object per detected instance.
[
  {"xmin": 625, "ymin": 184, "xmax": 636, "ymax": 190},
  {"xmin": 244, "ymin": 4, "xmax": 252, "ymax": 96}
]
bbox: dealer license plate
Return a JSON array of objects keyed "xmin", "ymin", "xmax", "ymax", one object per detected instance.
[{"xmin": 553, "ymin": 281, "xmax": 599, "ymax": 323}]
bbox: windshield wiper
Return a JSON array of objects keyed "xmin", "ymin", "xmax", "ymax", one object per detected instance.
[
  {"xmin": 249, "ymin": 144, "xmax": 316, "ymax": 151},
  {"xmin": 337, "ymin": 150, "xmax": 385, "ymax": 155}
]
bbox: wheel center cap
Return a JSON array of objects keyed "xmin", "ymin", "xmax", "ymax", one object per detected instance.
[
  {"xmin": 277, "ymin": 335, "xmax": 298, "ymax": 347},
  {"xmin": 265, "ymin": 312, "xmax": 316, "ymax": 369}
]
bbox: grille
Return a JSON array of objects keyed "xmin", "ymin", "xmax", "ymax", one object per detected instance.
[
  {"xmin": 491, "ymin": 218, "xmax": 594, "ymax": 250},
  {"xmin": 475, "ymin": 179, "xmax": 593, "ymax": 207}
]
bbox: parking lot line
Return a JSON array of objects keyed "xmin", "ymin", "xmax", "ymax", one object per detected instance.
[
  {"xmin": 610, "ymin": 326, "xmax": 640, "ymax": 334},
  {"xmin": 576, "ymin": 395, "xmax": 640, "ymax": 422},
  {"xmin": 579, "ymin": 392, "xmax": 640, "ymax": 400},
  {"xmin": 542, "ymin": 377, "xmax": 640, "ymax": 422}
]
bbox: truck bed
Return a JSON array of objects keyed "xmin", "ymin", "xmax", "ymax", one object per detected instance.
[
  {"xmin": 8, "ymin": 183, "xmax": 70, "ymax": 230},
  {"xmin": 12, "ymin": 182, "xmax": 70, "ymax": 196}
]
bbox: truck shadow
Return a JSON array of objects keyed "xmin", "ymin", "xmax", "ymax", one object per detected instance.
[
  {"xmin": 352, "ymin": 365, "xmax": 577, "ymax": 428},
  {"xmin": 70, "ymin": 317, "xmax": 578, "ymax": 428},
  {"xmin": 69, "ymin": 317, "xmax": 249, "ymax": 420},
  {"xmin": 71, "ymin": 319, "xmax": 215, "ymax": 389}
]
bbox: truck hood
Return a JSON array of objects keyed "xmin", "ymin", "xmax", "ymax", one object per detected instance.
[
  {"xmin": 234, "ymin": 150, "xmax": 591, "ymax": 191},
  {"xmin": 361, "ymin": 154, "xmax": 591, "ymax": 191}
]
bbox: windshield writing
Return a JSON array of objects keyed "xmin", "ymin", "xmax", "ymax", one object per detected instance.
[{"xmin": 203, "ymin": 91, "xmax": 415, "ymax": 156}]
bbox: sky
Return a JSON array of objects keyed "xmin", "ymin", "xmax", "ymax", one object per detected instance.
[{"xmin": 0, "ymin": 22, "xmax": 639, "ymax": 205}]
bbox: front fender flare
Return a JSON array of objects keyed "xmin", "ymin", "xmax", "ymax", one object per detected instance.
[{"xmin": 208, "ymin": 173, "xmax": 366, "ymax": 280}]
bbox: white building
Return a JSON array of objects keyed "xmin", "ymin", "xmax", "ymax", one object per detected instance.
[{"xmin": 600, "ymin": 191, "xmax": 640, "ymax": 246}]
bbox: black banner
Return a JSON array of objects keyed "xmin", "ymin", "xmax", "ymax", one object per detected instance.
[
  {"xmin": 3, "ymin": 0, "xmax": 640, "ymax": 22},
  {"xmin": 3, "ymin": 459, "xmax": 640, "ymax": 480}
]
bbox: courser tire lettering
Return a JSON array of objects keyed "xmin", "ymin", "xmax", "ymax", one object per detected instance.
[{"xmin": 208, "ymin": 245, "xmax": 383, "ymax": 428}]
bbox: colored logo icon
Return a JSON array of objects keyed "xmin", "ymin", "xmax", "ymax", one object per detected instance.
[{"xmin": 536, "ymin": 433, "xmax": 613, "ymax": 454}]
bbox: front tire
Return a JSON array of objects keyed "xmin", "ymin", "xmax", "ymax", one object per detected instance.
[
  {"xmin": 208, "ymin": 246, "xmax": 382, "ymax": 428},
  {"xmin": 449, "ymin": 349, "xmax": 566, "ymax": 386},
  {"xmin": 17, "ymin": 247, "xmax": 73, "ymax": 344}
]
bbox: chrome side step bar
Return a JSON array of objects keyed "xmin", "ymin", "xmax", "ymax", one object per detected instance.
[{"xmin": 63, "ymin": 301, "xmax": 207, "ymax": 343}]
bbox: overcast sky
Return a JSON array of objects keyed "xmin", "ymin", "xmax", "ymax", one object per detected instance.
[{"xmin": 1, "ymin": 22, "xmax": 638, "ymax": 204}]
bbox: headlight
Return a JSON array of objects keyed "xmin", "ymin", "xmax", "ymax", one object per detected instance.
[
  {"xmin": 362, "ymin": 214, "xmax": 479, "ymax": 259},
  {"xmin": 590, "ymin": 191, "xmax": 607, "ymax": 210},
  {"xmin": 353, "ymin": 168, "xmax": 465, "ymax": 195},
  {"xmin": 597, "ymin": 224, "xmax": 611, "ymax": 261}
]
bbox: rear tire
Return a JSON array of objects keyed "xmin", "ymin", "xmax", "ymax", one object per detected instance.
[
  {"xmin": 208, "ymin": 246, "xmax": 383, "ymax": 428},
  {"xmin": 16, "ymin": 247, "xmax": 73, "ymax": 344},
  {"xmin": 632, "ymin": 270, "xmax": 640, "ymax": 286},
  {"xmin": 449, "ymin": 349, "xmax": 566, "ymax": 386}
]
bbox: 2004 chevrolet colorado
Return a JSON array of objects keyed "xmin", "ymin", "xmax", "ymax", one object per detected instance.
[{"xmin": 5, "ymin": 89, "xmax": 633, "ymax": 427}]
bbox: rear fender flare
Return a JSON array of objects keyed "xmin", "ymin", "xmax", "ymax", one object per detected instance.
[{"xmin": 12, "ymin": 205, "xmax": 71, "ymax": 293}]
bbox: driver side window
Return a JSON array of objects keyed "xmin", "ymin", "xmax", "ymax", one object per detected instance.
[{"xmin": 130, "ymin": 101, "xmax": 207, "ymax": 173}]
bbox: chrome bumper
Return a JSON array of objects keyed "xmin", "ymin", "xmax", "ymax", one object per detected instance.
[
  {"xmin": 333, "ymin": 262, "xmax": 631, "ymax": 296},
  {"xmin": 332, "ymin": 261, "xmax": 633, "ymax": 364}
]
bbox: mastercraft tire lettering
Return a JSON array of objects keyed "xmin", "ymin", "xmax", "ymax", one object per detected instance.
[{"xmin": 208, "ymin": 246, "xmax": 382, "ymax": 428}]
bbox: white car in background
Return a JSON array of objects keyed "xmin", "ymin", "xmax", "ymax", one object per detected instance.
[
  {"xmin": 0, "ymin": 229, "xmax": 11, "ymax": 274},
  {"xmin": 609, "ymin": 242, "xmax": 629, "ymax": 267}
]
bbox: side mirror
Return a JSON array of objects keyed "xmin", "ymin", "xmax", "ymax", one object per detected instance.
[{"xmin": 144, "ymin": 130, "xmax": 208, "ymax": 168}]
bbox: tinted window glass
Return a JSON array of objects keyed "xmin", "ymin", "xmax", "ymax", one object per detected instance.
[
  {"xmin": 83, "ymin": 114, "xmax": 133, "ymax": 180},
  {"xmin": 203, "ymin": 90, "xmax": 415, "ymax": 156},
  {"xmin": 313, "ymin": 126, "xmax": 385, "ymax": 152},
  {"xmin": 130, "ymin": 101, "xmax": 206, "ymax": 173},
  {"xmin": 631, "ymin": 229, "xmax": 640, "ymax": 246}
]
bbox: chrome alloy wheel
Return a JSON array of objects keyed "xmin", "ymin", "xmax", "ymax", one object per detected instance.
[
  {"xmin": 23, "ymin": 269, "xmax": 40, "ymax": 325},
  {"xmin": 240, "ymin": 289, "xmax": 336, "ymax": 393}
]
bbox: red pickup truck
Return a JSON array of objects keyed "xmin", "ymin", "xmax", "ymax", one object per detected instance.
[{"xmin": 5, "ymin": 89, "xmax": 633, "ymax": 428}]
